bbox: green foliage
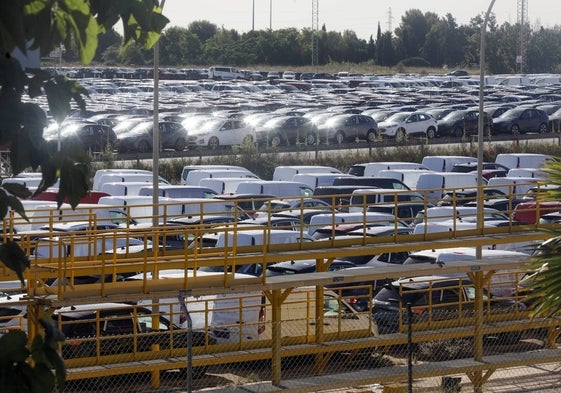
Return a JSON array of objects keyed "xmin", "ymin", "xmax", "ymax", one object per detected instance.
[
  {"xmin": 525, "ymin": 157, "xmax": 561, "ymax": 318},
  {"xmin": 0, "ymin": 2, "xmax": 169, "ymax": 392},
  {"xmin": 148, "ymin": 12, "xmax": 561, "ymax": 73},
  {"xmin": 397, "ymin": 57, "xmax": 431, "ymax": 67},
  {"xmin": 0, "ymin": 318, "xmax": 66, "ymax": 393}
]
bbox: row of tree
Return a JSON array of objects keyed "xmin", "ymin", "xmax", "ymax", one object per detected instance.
[{"xmin": 70, "ymin": 9, "xmax": 561, "ymax": 75}]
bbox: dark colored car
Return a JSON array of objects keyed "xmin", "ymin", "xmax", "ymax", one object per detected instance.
[
  {"xmin": 46, "ymin": 121, "xmax": 117, "ymax": 152},
  {"xmin": 491, "ymin": 108, "xmax": 549, "ymax": 135},
  {"xmin": 116, "ymin": 121, "xmax": 188, "ymax": 153},
  {"xmin": 437, "ymin": 188, "xmax": 507, "ymax": 206},
  {"xmin": 451, "ymin": 161, "xmax": 510, "ymax": 174},
  {"xmin": 256, "ymin": 115, "xmax": 319, "ymax": 147},
  {"xmin": 265, "ymin": 258, "xmax": 356, "ymax": 276},
  {"xmin": 319, "ymin": 114, "xmax": 378, "ymax": 144},
  {"xmin": 372, "ymin": 276, "xmax": 524, "ymax": 337},
  {"xmin": 52, "ymin": 303, "xmax": 213, "ymax": 360},
  {"xmin": 437, "ymin": 109, "xmax": 492, "ymax": 138}
]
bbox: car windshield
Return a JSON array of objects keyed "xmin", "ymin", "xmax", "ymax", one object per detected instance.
[
  {"xmin": 374, "ymin": 287, "xmax": 424, "ymax": 306},
  {"xmin": 385, "ymin": 113, "xmax": 409, "ymax": 122},
  {"xmin": 498, "ymin": 108, "xmax": 524, "ymax": 118},
  {"xmin": 443, "ymin": 111, "xmax": 466, "ymax": 121},
  {"xmin": 199, "ymin": 119, "xmax": 225, "ymax": 131}
]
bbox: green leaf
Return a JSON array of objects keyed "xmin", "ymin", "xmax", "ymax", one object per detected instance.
[
  {"xmin": 0, "ymin": 2, "xmax": 27, "ymax": 54},
  {"xmin": 2, "ymin": 182, "xmax": 32, "ymax": 200},
  {"xmin": 0, "ymin": 241, "xmax": 30, "ymax": 285},
  {"xmin": 6, "ymin": 194, "xmax": 30, "ymax": 221},
  {"xmin": 29, "ymin": 363, "xmax": 56, "ymax": 393},
  {"xmin": 0, "ymin": 330, "xmax": 29, "ymax": 364},
  {"xmin": 33, "ymin": 163, "xmax": 59, "ymax": 197},
  {"xmin": 0, "ymin": 189, "xmax": 9, "ymax": 220},
  {"xmin": 43, "ymin": 77, "xmax": 73, "ymax": 125},
  {"xmin": 0, "ymin": 51, "xmax": 28, "ymax": 95}
]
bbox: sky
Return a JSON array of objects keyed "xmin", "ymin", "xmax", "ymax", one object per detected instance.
[{"xmin": 162, "ymin": 0, "xmax": 559, "ymax": 40}]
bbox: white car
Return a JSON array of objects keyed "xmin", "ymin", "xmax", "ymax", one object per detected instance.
[
  {"xmin": 187, "ymin": 118, "xmax": 255, "ymax": 150},
  {"xmin": 282, "ymin": 70, "xmax": 296, "ymax": 79},
  {"xmin": 378, "ymin": 111, "xmax": 438, "ymax": 141}
]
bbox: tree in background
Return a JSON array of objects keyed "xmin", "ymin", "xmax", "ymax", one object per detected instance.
[
  {"xmin": 0, "ymin": 1, "xmax": 168, "ymax": 392},
  {"xmin": 140, "ymin": 10, "xmax": 561, "ymax": 73}
]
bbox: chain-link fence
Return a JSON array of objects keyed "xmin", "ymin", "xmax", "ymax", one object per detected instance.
[{"xmin": 31, "ymin": 273, "xmax": 559, "ymax": 393}]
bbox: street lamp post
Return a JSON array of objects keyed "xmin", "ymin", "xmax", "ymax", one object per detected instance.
[{"xmin": 476, "ymin": 0, "xmax": 496, "ymax": 258}]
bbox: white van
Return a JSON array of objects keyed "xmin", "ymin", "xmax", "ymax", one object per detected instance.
[
  {"xmin": 2, "ymin": 177, "xmax": 59, "ymax": 190},
  {"xmin": 93, "ymin": 169, "xmax": 153, "ymax": 190},
  {"xmin": 184, "ymin": 169, "xmax": 259, "ymax": 187},
  {"xmin": 199, "ymin": 177, "xmax": 262, "ymax": 194},
  {"xmin": 377, "ymin": 169, "xmax": 434, "ymax": 189},
  {"xmin": 272, "ymin": 165, "xmax": 342, "ymax": 181},
  {"xmin": 97, "ymin": 196, "xmax": 183, "ymax": 224},
  {"xmin": 100, "ymin": 181, "xmax": 154, "ymax": 196},
  {"xmin": 402, "ymin": 247, "xmax": 529, "ymax": 296},
  {"xmin": 138, "ymin": 185, "xmax": 217, "ymax": 199},
  {"xmin": 208, "ymin": 66, "xmax": 244, "ymax": 80},
  {"xmin": 486, "ymin": 176, "xmax": 541, "ymax": 198},
  {"xmin": 95, "ymin": 173, "xmax": 169, "ymax": 191},
  {"xmin": 133, "ymin": 270, "xmax": 264, "ymax": 344},
  {"xmin": 506, "ymin": 168, "xmax": 546, "ymax": 179},
  {"xmin": 235, "ymin": 180, "xmax": 313, "ymax": 198},
  {"xmin": 135, "ymin": 272, "xmax": 375, "ymax": 344},
  {"xmin": 7, "ymin": 202, "xmax": 130, "ymax": 232},
  {"xmin": 362, "ymin": 162, "xmax": 428, "ymax": 178},
  {"xmin": 181, "ymin": 165, "xmax": 254, "ymax": 185},
  {"xmin": 421, "ymin": 155, "xmax": 477, "ymax": 172},
  {"xmin": 33, "ymin": 234, "xmax": 146, "ymax": 259},
  {"xmin": 495, "ymin": 153, "xmax": 552, "ymax": 170},
  {"xmin": 414, "ymin": 172, "xmax": 479, "ymax": 201},
  {"xmin": 291, "ymin": 173, "xmax": 353, "ymax": 190},
  {"xmin": 348, "ymin": 188, "xmax": 424, "ymax": 213}
]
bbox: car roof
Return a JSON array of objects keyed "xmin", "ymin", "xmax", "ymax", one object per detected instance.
[{"xmin": 391, "ymin": 275, "xmax": 472, "ymax": 289}]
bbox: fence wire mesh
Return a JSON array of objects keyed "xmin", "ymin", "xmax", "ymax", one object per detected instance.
[{"xmin": 41, "ymin": 275, "xmax": 561, "ymax": 393}]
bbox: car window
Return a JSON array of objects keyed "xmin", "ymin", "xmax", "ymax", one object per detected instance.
[
  {"xmin": 138, "ymin": 315, "xmax": 169, "ymax": 331},
  {"xmin": 323, "ymin": 295, "xmax": 353, "ymax": 316},
  {"xmin": 104, "ymin": 314, "xmax": 134, "ymax": 334}
]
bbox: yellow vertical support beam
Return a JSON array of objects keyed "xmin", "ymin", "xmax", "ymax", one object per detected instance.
[
  {"xmin": 472, "ymin": 270, "xmax": 484, "ymax": 393},
  {"xmin": 270, "ymin": 289, "xmax": 282, "ymax": 386},
  {"xmin": 314, "ymin": 283, "xmax": 326, "ymax": 375},
  {"xmin": 151, "ymin": 344, "xmax": 161, "ymax": 388}
]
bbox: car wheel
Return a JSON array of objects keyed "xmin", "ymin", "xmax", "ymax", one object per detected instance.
[
  {"xmin": 511, "ymin": 124, "xmax": 520, "ymax": 135},
  {"xmin": 453, "ymin": 126, "xmax": 463, "ymax": 138},
  {"xmin": 242, "ymin": 134, "xmax": 254, "ymax": 145},
  {"xmin": 366, "ymin": 130, "xmax": 377, "ymax": 143},
  {"xmin": 426, "ymin": 127, "xmax": 436, "ymax": 139},
  {"xmin": 270, "ymin": 133, "xmax": 282, "ymax": 148},
  {"xmin": 208, "ymin": 136, "xmax": 219, "ymax": 150},
  {"xmin": 538, "ymin": 122, "xmax": 549, "ymax": 134},
  {"xmin": 335, "ymin": 131, "xmax": 345, "ymax": 144},
  {"xmin": 174, "ymin": 138, "xmax": 186, "ymax": 151},
  {"xmin": 395, "ymin": 128, "xmax": 406, "ymax": 142},
  {"xmin": 138, "ymin": 140, "xmax": 150, "ymax": 153},
  {"xmin": 305, "ymin": 132, "xmax": 317, "ymax": 145}
]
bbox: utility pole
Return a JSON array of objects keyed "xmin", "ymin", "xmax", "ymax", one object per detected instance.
[
  {"xmin": 386, "ymin": 7, "xmax": 393, "ymax": 33},
  {"xmin": 311, "ymin": 0, "xmax": 319, "ymax": 72},
  {"xmin": 517, "ymin": 0, "xmax": 529, "ymax": 73}
]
